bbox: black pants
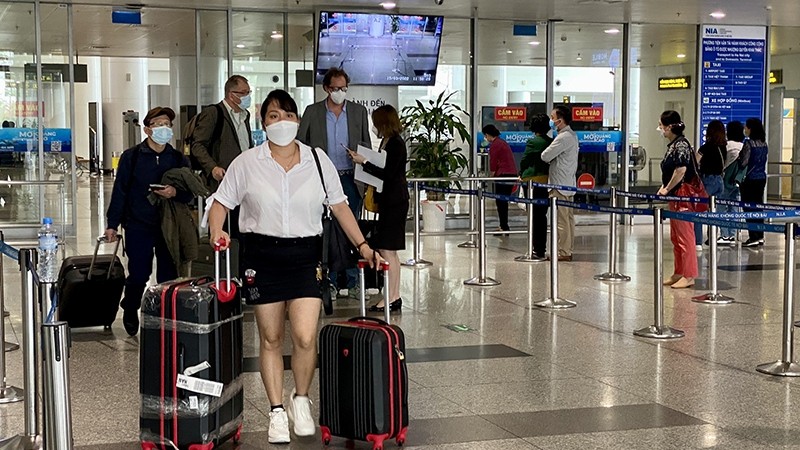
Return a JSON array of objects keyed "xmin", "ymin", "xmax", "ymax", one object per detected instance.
[
  {"xmin": 120, "ymin": 227, "xmax": 178, "ymax": 311},
  {"xmin": 494, "ymin": 178, "xmax": 516, "ymax": 231},
  {"xmin": 740, "ymin": 178, "xmax": 767, "ymax": 241},
  {"xmin": 523, "ymin": 186, "xmax": 550, "ymax": 257}
]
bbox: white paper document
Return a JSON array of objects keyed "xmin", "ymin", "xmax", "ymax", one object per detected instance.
[{"xmin": 354, "ymin": 145, "xmax": 387, "ymax": 192}]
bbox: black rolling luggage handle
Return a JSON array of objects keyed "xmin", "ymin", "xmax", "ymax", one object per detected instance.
[
  {"xmin": 87, "ymin": 235, "xmax": 122, "ymax": 280},
  {"xmin": 357, "ymin": 260, "xmax": 391, "ymax": 323}
]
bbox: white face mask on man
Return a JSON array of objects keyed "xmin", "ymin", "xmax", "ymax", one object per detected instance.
[
  {"xmin": 266, "ymin": 120, "xmax": 299, "ymax": 147},
  {"xmin": 329, "ymin": 90, "xmax": 347, "ymax": 105}
]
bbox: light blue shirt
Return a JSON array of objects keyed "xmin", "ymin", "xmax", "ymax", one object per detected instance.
[{"xmin": 326, "ymin": 102, "xmax": 351, "ymax": 171}]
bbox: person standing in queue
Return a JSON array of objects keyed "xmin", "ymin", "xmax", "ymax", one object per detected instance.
[
  {"xmin": 298, "ymin": 67, "xmax": 371, "ymax": 298},
  {"xmin": 104, "ymin": 107, "xmax": 193, "ymax": 336},
  {"xmin": 657, "ymin": 110, "xmax": 697, "ymax": 289},
  {"xmin": 739, "ymin": 118, "xmax": 769, "ymax": 247},
  {"xmin": 483, "ymin": 124, "xmax": 518, "ymax": 235},
  {"xmin": 520, "ymin": 114, "xmax": 552, "ymax": 260},
  {"xmin": 694, "ymin": 120, "xmax": 727, "ymax": 249},
  {"xmin": 348, "ymin": 105, "xmax": 409, "ymax": 313},
  {"xmin": 718, "ymin": 121, "xmax": 745, "ymax": 245},
  {"xmin": 541, "ymin": 106, "xmax": 579, "ymax": 261},
  {"xmin": 207, "ymin": 90, "xmax": 380, "ymax": 444}
]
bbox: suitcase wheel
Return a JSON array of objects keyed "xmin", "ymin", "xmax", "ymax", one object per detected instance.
[
  {"xmin": 188, "ymin": 443, "xmax": 214, "ymax": 450},
  {"xmin": 233, "ymin": 424, "xmax": 243, "ymax": 443},
  {"xmin": 320, "ymin": 426, "xmax": 332, "ymax": 446},
  {"xmin": 397, "ymin": 426, "xmax": 408, "ymax": 446},
  {"xmin": 367, "ymin": 433, "xmax": 389, "ymax": 450},
  {"xmin": 140, "ymin": 442, "xmax": 157, "ymax": 450}
]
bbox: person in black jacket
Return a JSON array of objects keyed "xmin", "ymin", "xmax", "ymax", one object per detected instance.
[
  {"xmin": 104, "ymin": 107, "xmax": 193, "ymax": 336},
  {"xmin": 349, "ymin": 105, "xmax": 409, "ymax": 313}
]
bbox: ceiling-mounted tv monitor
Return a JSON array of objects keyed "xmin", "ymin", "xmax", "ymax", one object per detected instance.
[{"xmin": 316, "ymin": 12, "xmax": 444, "ymax": 86}]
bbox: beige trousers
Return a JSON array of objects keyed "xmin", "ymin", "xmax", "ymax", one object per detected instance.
[{"xmin": 549, "ymin": 191, "xmax": 575, "ymax": 257}]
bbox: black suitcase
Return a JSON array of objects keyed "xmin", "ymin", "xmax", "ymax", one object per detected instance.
[
  {"xmin": 57, "ymin": 236, "xmax": 125, "ymax": 329},
  {"xmin": 319, "ymin": 261, "xmax": 409, "ymax": 450},
  {"xmin": 139, "ymin": 247, "xmax": 244, "ymax": 450}
]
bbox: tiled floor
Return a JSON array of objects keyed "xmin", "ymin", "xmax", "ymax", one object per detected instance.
[{"xmin": 0, "ymin": 175, "xmax": 798, "ymax": 449}]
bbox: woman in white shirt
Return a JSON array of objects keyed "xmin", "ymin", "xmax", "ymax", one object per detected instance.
[{"xmin": 207, "ymin": 89, "xmax": 380, "ymax": 444}]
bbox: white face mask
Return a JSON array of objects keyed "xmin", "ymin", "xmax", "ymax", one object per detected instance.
[
  {"xmin": 329, "ymin": 90, "xmax": 347, "ymax": 105},
  {"xmin": 265, "ymin": 120, "xmax": 299, "ymax": 147},
  {"xmin": 657, "ymin": 126, "xmax": 666, "ymax": 138}
]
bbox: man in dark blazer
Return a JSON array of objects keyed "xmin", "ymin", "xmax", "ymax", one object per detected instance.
[
  {"xmin": 190, "ymin": 75, "xmax": 254, "ymax": 238},
  {"xmin": 298, "ymin": 67, "xmax": 371, "ymax": 296}
]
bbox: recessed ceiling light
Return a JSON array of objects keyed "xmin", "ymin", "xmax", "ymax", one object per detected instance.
[
  {"xmin": 604, "ymin": 28, "xmax": 620, "ymax": 34},
  {"xmin": 576, "ymin": 56, "xmax": 583, "ymax": 61},
  {"xmin": 271, "ymin": 31, "xmax": 283, "ymax": 39},
  {"xmin": 710, "ymin": 11, "xmax": 726, "ymax": 19},
  {"xmin": 677, "ymin": 53, "xmax": 686, "ymax": 58},
  {"xmin": 236, "ymin": 43, "xmax": 246, "ymax": 48},
  {"xmin": 528, "ymin": 41, "xmax": 541, "ymax": 46},
  {"xmin": 380, "ymin": 1, "xmax": 396, "ymax": 9},
  {"xmin": 507, "ymin": 50, "xmax": 513, "ymax": 54}
]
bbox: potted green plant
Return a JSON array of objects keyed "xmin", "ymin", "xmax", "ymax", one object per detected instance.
[{"xmin": 401, "ymin": 91, "xmax": 471, "ymax": 231}]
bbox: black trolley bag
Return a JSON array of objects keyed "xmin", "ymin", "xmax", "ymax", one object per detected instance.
[
  {"xmin": 139, "ymin": 245, "xmax": 244, "ymax": 450},
  {"xmin": 57, "ymin": 235, "xmax": 125, "ymax": 329},
  {"xmin": 319, "ymin": 261, "xmax": 409, "ymax": 450}
]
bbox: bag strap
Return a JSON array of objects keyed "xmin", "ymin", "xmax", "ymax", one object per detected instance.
[
  {"xmin": 310, "ymin": 148, "xmax": 331, "ymax": 268},
  {"xmin": 310, "ymin": 147, "xmax": 330, "ymax": 206}
]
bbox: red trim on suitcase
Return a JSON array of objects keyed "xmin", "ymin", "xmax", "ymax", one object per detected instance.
[
  {"xmin": 210, "ymin": 281, "xmax": 237, "ymax": 303},
  {"xmin": 171, "ymin": 285, "xmax": 181, "ymax": 444},
  {"xmin": 159, "ymin": 286, "xmax": 167, "ymax": 444}
]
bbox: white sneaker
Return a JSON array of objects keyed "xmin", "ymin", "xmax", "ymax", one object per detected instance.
[
  {"xmin": 287, "ymin": 389, "xmax": 316, "ymax": 437},
  {"xmin": 695, "ymin": 245, "xmax": 703, "ymax": 251},
  {"xmin": 268, "ymin": 408, "xmax": 291, "ymax": 444}
]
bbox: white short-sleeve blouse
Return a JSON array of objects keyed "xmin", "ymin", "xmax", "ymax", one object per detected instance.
[{"xmin": 214, "ymin": 140, "xmax": 347, "ymax": 238}]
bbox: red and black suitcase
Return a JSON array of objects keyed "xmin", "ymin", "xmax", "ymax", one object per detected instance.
[
  {"xmin": 139, "ymin": 247, "xmax": 244, "ymax": 450},
  {"xmin": 319, "ymin": 261, "xmax": 409, "ymax": 450},
  {"xmin": 57, "ymin": 236, "xmax": 125, "ymax": 329}
]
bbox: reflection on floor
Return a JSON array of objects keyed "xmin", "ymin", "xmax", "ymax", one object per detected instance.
[{"xmin": 0, "ymin": 175, "xmax": 797, "ymax": 449}]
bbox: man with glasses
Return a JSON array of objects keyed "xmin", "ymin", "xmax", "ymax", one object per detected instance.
[
  {"xmin": 298, "ymin": 67, "xmax": 371, "ymax": 297},
  {"xmin": 190, "ymin": 75, "xmax": 254, "ymax": 237},
  {"xmin": 105, "ymin": 107, "xmax": 193, "ymax": 336}
]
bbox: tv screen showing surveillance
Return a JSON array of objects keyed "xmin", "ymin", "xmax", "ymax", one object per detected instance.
[{"xmin": 316, "ymin": 12, "xmax": 444, "ymax": 86}]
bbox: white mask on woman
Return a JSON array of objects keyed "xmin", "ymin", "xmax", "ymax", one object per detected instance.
[{"xmin": 265, "ymin": 120, "xmax": 299, "ymax": 147}]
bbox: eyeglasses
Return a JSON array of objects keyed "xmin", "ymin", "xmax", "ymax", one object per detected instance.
[{"xmin": 329, "ymin": 87, "xmax": 348, "ymax": 93}]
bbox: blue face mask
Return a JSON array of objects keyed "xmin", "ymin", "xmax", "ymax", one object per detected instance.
[
  {"xmin": 549, "ymin": 119, "xmax": 557, "ymax": 130},
  {"xmin": 150, "ymin": 126, "xmax": 173, "ymax": 145},
  {"xmin": 239, "ymin": 94, "xmax": 252, "ymax": 110}
]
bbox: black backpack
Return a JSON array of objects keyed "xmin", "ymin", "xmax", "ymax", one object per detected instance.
[{"xmin": 182, "ymin": 103, "xmax": 224, "ymax": 172}]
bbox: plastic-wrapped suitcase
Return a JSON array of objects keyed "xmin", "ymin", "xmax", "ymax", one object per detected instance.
[
  {"xmin": 57, "ymin": 236, "xmax": 125, "ymax": 329},
  {"xmin": 319, "ymin": 261, "xmax": 409, "ymax": 450},
  {"xmin": 139, "ymin": 246, "xmax": 244, "ymax": 450}
]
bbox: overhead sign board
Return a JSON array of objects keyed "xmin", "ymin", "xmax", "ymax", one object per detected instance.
[
  {"xmin": 699, "ymin": 25, "xmax": 766, "ymax": 144},
  {"xmin": 658, "ymin": 76, "xmax": 692, "ymax": 90}
]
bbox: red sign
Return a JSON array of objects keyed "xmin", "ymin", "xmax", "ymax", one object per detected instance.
[
  {"xmin": 494, "ymin": 107, "xmax": 527, "ymax": 122},
  {"xmin": 15, "ymin": 101, "xmax": 44, "ymax": 118},
  {"xmin": 572, "ymin": 107, "xmax": 602, "ymax": 123},
  {"xmin": 577, "ymin": 173, "xmax": 595, "ymax": 189}
]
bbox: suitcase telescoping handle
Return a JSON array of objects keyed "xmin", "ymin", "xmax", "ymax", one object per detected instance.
[
  {"xmin": 88, "ymin": 235, "xmax": 123, "ymax": 281},
  {"xmin": 357, "ymin": 260, "xmax": 391, "ymax": 323},
  {"xmin": 214, "ymin": 239, "xmax": 236, "ymax": 302}
]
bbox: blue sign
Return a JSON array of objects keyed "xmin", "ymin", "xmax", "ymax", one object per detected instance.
[
  {"xmin": 513, "ymin": 24, "xmax": 537, "ymax": 36},
  {"xmin": 0, "ymin": 128, "xmax": 72, "ymax": 153},
  {"xmin": 477, "ymin": 130, "xmax": 622, "ymax": 154},
  {"xmin": 700, "ymin": 26, "xmax": 766, "ymax": 144}
]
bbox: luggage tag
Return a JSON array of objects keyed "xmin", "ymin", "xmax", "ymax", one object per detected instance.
[
  {"xmin": 184, "ymin": 361, "xmax": 211, "ymax": 377},
  {"xmin": 176, "ymin": 374, "xmax": 223, "ymax": 398}
]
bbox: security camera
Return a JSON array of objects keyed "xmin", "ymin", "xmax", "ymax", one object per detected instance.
[{"xmin": 434, "ymin": 0, "xmax": 443, "ymax": 5}]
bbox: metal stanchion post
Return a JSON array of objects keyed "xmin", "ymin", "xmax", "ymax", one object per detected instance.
[
  {"xmin": 757, "ymin": 222, "xmax": 800, "ymax": 376},
  {"xmin": 20, "ymin": 249, "xmax": 42, "ymax": 448},
  {"xmin": 39, "ymin": 283, "xmax": 56, "ymax": 324},
  {"xmin": 465, "ymin": 183, "xmax": 500, "ymax": 286},
  {"xmin": 594, "ymin": 187, "xmax": 631, "ymax": 282},
  {"xmin": 42, "ymin": 321, "xmax": 74, "ymax": 449},
  {"xmin": 1, "ymin": 231, "xmax": 19, "ymax": 353},
  {"xmin": 0, "ymin": 251, "xmax": 23, "ymax": 404},
  {"xmin": 458, "ymin": 180, "xmax": 478, "ymax": 248},
  {"xmin": 403, "ymin": 181, "xmax": 432, "ymax": 267},
  {"xmin": 534, "ymin": 197, "xmax": 575, "ymax": 308},
  {"xmin": 516, "ymin": 180, "xmax": 546, "ymax": 263},
  {"xmin": 634, "ymin": 208, "xmax": 684, "ymax": 339},
  {"xmin": 693, "ymin": 196, "xmax": 734, "ymax": 304}
]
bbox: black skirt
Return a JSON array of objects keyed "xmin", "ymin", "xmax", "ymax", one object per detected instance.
[
  {"xmin": 371, "ymin": 200, "xmax": 409, "ymax": 251},
  {"xmin": 239, "ymin": 233, "xmax": 323, "ymax": 305}
]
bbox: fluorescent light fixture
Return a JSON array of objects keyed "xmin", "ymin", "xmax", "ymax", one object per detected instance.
[
  {"xmin": 710, "ymin": 11, "xmax": 726, "ymax": 19},
  {"xmin": 507, "ymin": 50, "xmax": 513, "ymax": 54},
  {"xmin": 528, "ymin": 41, "xmax": 541, "ymax": 46},
  {"xmin": 576, "ymin": 56, "xmax": 583, "ymax": 61},
  {"xmin": 380, "ymin": 1, "xmax": 396, "ymax": 9},
  {"xmin": 271, "ymin": 31, "xmax": 283, "ymax": 39},
  {"xmin": 236, "ymin": 43, "xmax": 246, "ymax": 48},
  {"xmin": 677, "ymin": 53, "xmax": 686, "ymax": 58},
  {"xmin": 604, "ymin": 28, "xmax": 620, "ymax": 34}
]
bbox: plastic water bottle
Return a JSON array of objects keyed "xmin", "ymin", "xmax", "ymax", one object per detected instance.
[{"xmin": 37, "ymin": 217, "xmax": 59, "ymax": 283}]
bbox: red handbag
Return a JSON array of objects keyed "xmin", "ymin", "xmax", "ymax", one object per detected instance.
[{"xmin": 675, "ymin": 173, "xmax": 708, "ymax": 213}]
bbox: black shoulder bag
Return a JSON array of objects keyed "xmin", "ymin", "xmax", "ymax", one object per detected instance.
[{"xmin": 310, "ymin": 148, "xmax": 358, "ymax": 315}]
